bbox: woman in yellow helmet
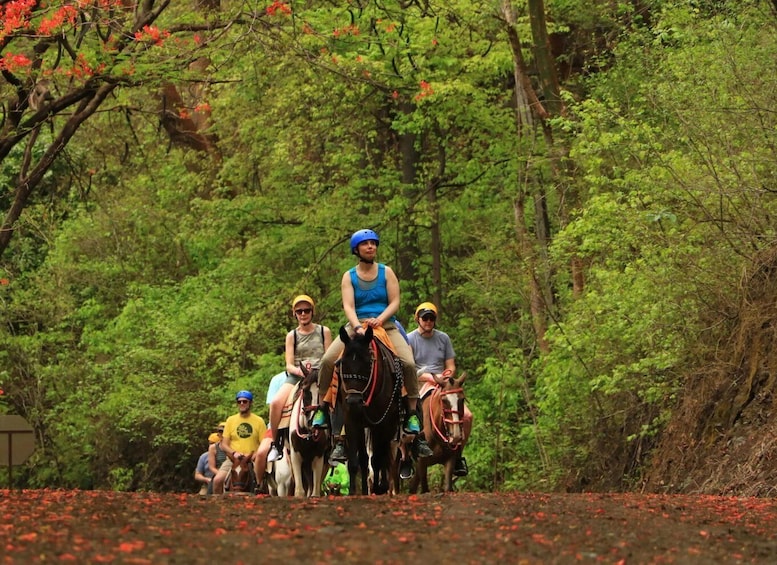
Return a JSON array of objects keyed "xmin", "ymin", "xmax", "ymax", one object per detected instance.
[{"xmin": 267, "ymin": 295, "xmax": 332, "ymax": 463}]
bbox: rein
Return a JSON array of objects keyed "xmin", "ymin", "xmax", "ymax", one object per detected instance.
[
  {"xmin": 429, "ymin": 385, "xmax": 465, "ymax": 448},
  {"xmin": 340, "ymin": 338, "xmax": 401, "ymax": 426}
]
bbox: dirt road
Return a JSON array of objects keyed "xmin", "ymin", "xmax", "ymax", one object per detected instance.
[{"xmin": 2, "ymin": 490, "xmax": 776, "ymax": 563}]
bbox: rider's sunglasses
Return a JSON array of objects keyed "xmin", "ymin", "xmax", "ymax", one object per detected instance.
[
  {"xmin": 236, "ymin": 399, "xmax": 250, "ymax": 405},
  {"xmin": 420, "ymin": 314, "xmax": 436, "ymax": 322},
  {"xmin": 294, "ymin": 308, "xmax": 313, "ymax": 315}
]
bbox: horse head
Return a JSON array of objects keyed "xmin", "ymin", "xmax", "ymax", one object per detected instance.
[
  {"xmin": 430, "ymin": 371, "xmax": 467, "ymax": 447},
  {"xmin": 338, "ymin": 325, "xmax": 374, "ymax": 407},
  {"xmin": 297, "ymin": 363, "xmax": 322, "ymax": 434},
  {"xmin": 229, "ymin": 453, "xmax": 254, "ymax": 492}
]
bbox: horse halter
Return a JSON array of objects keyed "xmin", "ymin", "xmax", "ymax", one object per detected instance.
[
  {"xmin": 429, "ymin": 371, "xmax": 466, "ymax": 447},
  {"xmin": 338, "ymin": 338, "xmax": 401, "ymax": 426}
]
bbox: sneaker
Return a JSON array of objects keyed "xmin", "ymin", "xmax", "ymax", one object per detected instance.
[
  {"xmin": 454, "ymin": 456, "xmax": 468, "ymax": 477},
  {"xmin": 329, "ymin": 442, "xmax": 347, "ymax": 466},
  {"xmin": 312, "ymin": 409, "xmax": 328, "ymax": 428},
  {"xmin": 267, "ymin": 443, "xmax": 282, "ymax": 462},
  {"xmin": 415, "ymin": 437, "xmax": 434, "ymax": 458},
  {"xmin": 404, "ymin": 414, "xmax": 421, "ymax": 434},
  {"xmin": 399, "ymin": 458, "xmax": 414, "ymax": 480}
]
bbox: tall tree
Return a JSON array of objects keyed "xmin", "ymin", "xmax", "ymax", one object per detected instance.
[{"xmin": 0, "ymin": 0, "xmax": 233, "ymax": 258}]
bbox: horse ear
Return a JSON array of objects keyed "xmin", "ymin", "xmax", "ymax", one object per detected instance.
[
  {"xmin": 454, "ymin": 372, "xmax": 467, "ymax": 386},
  {"xmin": 365, "ymin": 326, "xmax": 373, "ymax": 340},
  {"xmin": 339, "ymin": 325, "xmax": 350, "ymax": 343}
]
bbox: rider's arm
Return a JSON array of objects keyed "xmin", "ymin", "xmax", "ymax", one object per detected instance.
[
  {"xmin": 323, "ymin": 326, "xmax": 333, "ymax": 351},
  {"xmin": 285, "ymin": 330, "xmax": 302, "ymax": 377},
  {"xmin": 221, "ymin": 432, "xmax": 241, "ymax": 459},
  {"xmin": 341, "ymin": 271, "xmax": 362, "ymax": 333},
  {"xmin": 207, "ymin": 444, "xmax": 218, "ymax": 476},
  {"xmin": 444, "ymin": 357, "xmax": 456, "ymax": 377},
  {"xmin": 376, "ymin": 266, "xmax": 400, "ymax": 326}
]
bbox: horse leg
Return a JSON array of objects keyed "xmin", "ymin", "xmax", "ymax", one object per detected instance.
[
  {"xmin": 443, "ymin": 458, "xmax": 455, "ymax": 492},
  {"xmin": 420, "ymin": 458, "xmax": 430, "ymax": 494},
  {"xmin": 358, "ymin": 436, "xmax": 369, "ymax": 495},
  {"xmin": 291, "ymin": 449, "xmax": 305, "ymax": 498}
]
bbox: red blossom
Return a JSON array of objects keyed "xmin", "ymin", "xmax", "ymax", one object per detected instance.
[
  {"xmin": 37, "ymin": 5, "xmax": 78, "ymax": 35},
  {"xmin": 0, "ymin": 0, "xmax": 36, "ymax": 39},
  {"xmin": 134, "ymin": 24, "xmax": 170, "ymax": 46},
  {"xmin": 0, "ymin": 53, "xmax": 32, "ymax": 72},
  {"xmin": 414, "ymin": 80, "xmax": 434, "ymax": 101},
  {"xmin": 266, "ymin": 1, "xmax": 291, "ymax": 16}
]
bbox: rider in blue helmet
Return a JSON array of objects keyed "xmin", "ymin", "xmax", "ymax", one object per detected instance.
[
  {"xmin": 313, "ymin": 228, "xmax": 433, "ymax": 462},
  {"xmin": 350, "ymin": 229, "xmax": 380, "ymax": 262},
  {"xmin": 235, "ymin": 390, "xmax": 253, "ymax": 402}
]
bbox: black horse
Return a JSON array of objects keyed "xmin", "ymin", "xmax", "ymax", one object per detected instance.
[{"xmin": 337, "ymin": 325, "xmax": 402, "ymax": 495}]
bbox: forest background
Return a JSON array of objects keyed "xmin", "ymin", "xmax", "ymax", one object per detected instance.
[{"xmin": 2, "ymin": 0, "xmax": 777, "ymax": 494}]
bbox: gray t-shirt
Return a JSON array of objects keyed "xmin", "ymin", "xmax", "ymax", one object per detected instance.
[{"xmin": 407, "ymin": 329, "xmax": 455, "ymax": 374}]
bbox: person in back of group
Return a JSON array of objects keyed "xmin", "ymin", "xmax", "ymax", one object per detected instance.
[
  {"xmin": 312, "ymin": 229, "xmax": 432, "ymax": 458},
  {"xmin": 212, "ymin": 390, "xmax": 267, "ymax": 494},
  {"xmin": 194, "ymin": 430, "xmax": 220, "ymax": 495},
  {"xmin": 407, "ymin": 301, "xmax": 470, "ymax": 476},
  {"xmin": 267, "ymin": 295, "xmax": 332, "ymax": 463},
  {"xmin": 207, "ymin": 422, "xmax": 228, "ymax": 493}
]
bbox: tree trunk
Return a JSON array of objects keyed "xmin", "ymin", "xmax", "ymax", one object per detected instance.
[{"xmin": 501, "ymin": 0, "xmax": 550, "ymax": 351}]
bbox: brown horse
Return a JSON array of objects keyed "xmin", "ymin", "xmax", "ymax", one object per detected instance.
[
  {"xmin": 288, "ymin": 364, "xmax": 329, "ymax": 497},
  {"xmin": 228, "ymin": 452, "xmax": 256, "ymax": 493},
  {"xmin": 409, "ymin": 372, "xmax": 469, "ymax": 493}
]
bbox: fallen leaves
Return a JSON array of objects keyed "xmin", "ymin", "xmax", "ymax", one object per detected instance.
[{"xmin": 1, "ymin": 490, "xmax": 777, "ymax": 563}]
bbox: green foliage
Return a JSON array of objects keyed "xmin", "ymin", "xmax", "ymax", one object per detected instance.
[{"xmin": 2, "ymin": 0, "xmax": 775, "ymax": 494}]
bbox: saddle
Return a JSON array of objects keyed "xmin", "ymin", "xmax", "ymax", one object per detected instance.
[{"xmin": 278, "ymin": 382, "xmax": 301, "ymax": 430}]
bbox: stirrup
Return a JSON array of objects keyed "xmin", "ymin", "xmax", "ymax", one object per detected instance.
[
  {"xmin": 399, "ymin": 458, "xmax": 414, "ymax": 480},
  {"xmin": 454, "ymin": 456, "xmax": 468, "ymax": 477}
]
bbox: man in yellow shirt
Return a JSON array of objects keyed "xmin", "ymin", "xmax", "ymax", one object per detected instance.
[{"xmin": 212, "ymin": 390, "xmax": 267, "ymax": 494}]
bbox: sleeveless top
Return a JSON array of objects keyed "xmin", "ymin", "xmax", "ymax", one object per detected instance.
[
  {"xmin": 293, "ymin": 324, "xmax": 326, "ymax": 368},
  {"xmin": 349, "ymin": 263, "xmax": 396, "ymax": 322}
]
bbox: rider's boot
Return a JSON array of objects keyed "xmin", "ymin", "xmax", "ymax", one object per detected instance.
[
  {"xmin": 329, "ymin": 436, "xmax": 347, "ymax": 466},
  {"xmin": 312, "ymin": 402, "xmax": 330, "ymax": 429},
  {"xmin": 410, "ymin": 408, "xmax": 434, "ymax": 458},
  {"xmin": 267, "ymin": 441, "xmax": 282, "ymax": 462}
]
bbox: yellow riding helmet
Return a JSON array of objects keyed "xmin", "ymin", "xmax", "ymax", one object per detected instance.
[
  {"xmin": 415, "ymin": 302, "xmax": 438, "ymax": 319},
  {"xmin": 208, "ymin": 432, "xmax": 221, "ymax": 444},
  {"xmin": 292, "ymin": 294, "xmax": 315, "ymax": 310}
]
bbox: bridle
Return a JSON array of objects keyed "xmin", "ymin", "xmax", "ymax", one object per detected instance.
[
  {"xmin": 428, "ymin": 371, "xmax": 466, "ymax": 447},
  {"xmin": 339, "ymin": 338, "xmax": 402, "ymax": 426}
]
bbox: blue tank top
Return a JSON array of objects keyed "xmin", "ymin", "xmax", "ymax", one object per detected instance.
[{"xmin": 350, "ymin": 264, "xmax": 395, "ymax": 322}]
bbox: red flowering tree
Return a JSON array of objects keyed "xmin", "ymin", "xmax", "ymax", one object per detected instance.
[{"xmin": 0, "ymin": 0, "xmax": 231, "ymax": 259}]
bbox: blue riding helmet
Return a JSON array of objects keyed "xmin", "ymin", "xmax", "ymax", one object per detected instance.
[
  {"xmin": 235, "ymin": 390, "xmax": 253, "ymax": 402},
  {"xmin": 350, "ymin": 229, "xmax": 380, "ymax": 255}
]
